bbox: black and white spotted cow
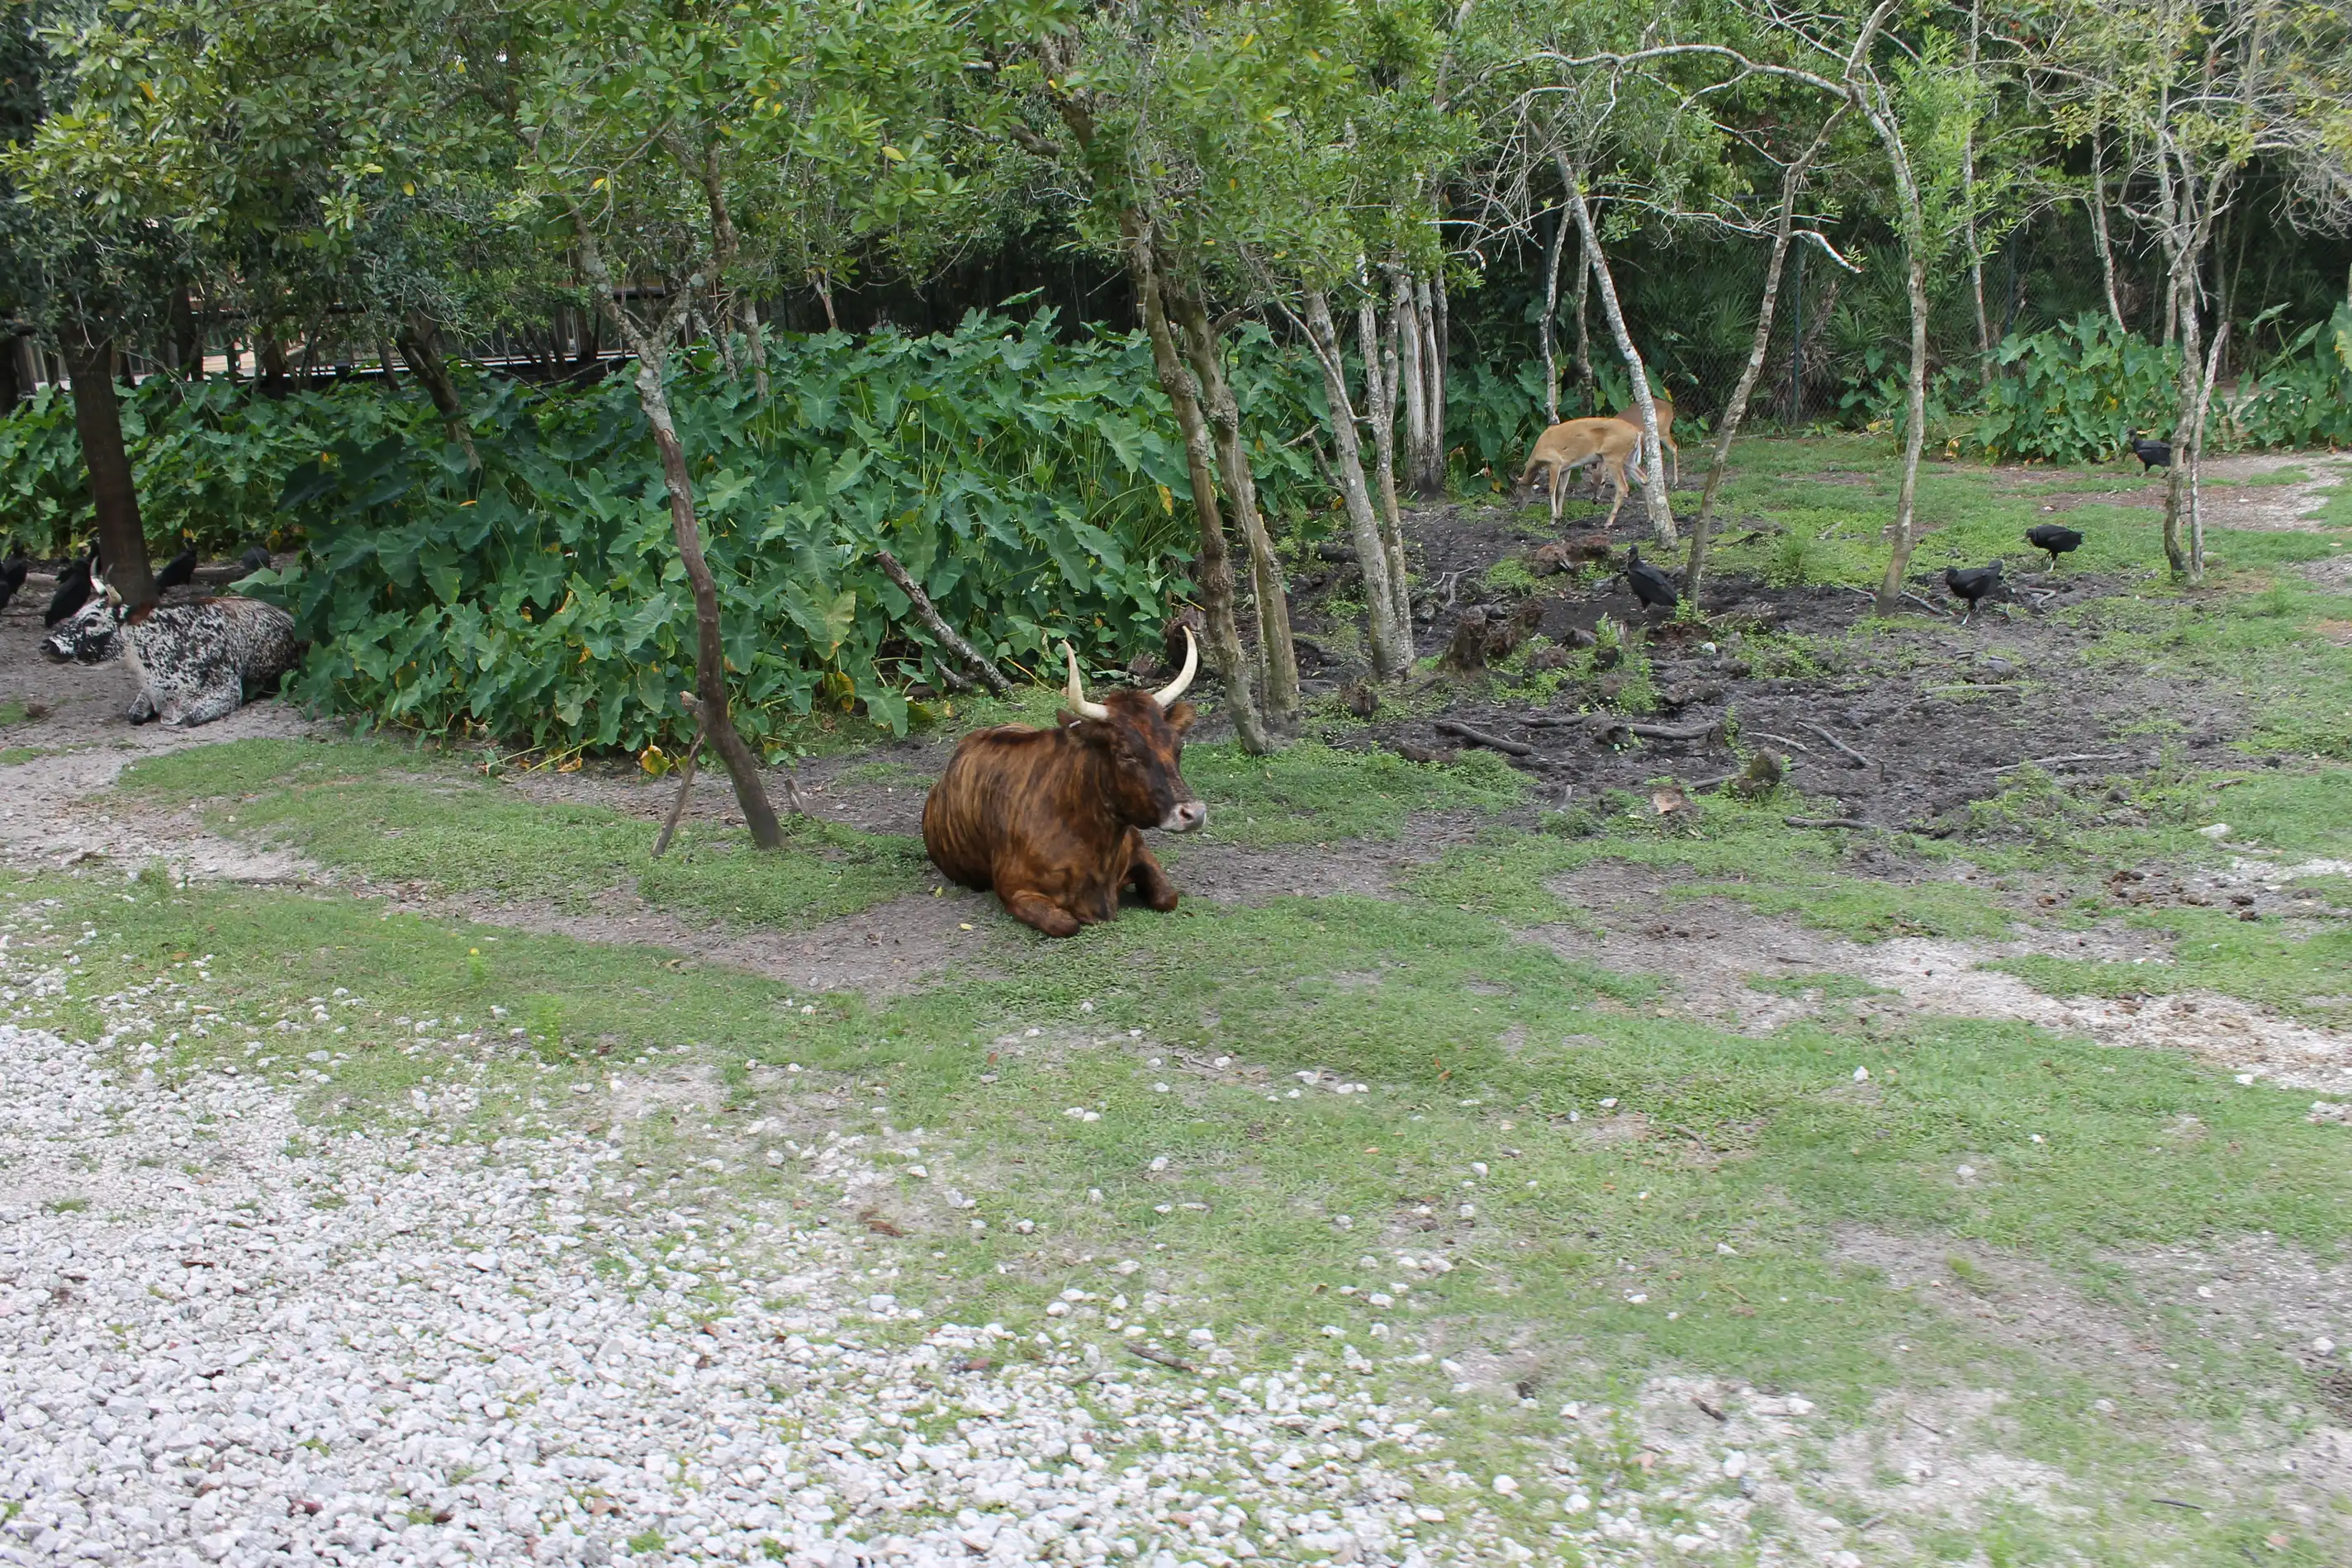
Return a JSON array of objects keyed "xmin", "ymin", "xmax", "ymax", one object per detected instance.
[{"xmin": 41, "ymin": 590, "xmax": 301, "ymax": 727}]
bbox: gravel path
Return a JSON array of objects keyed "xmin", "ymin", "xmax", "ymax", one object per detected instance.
[{"xmin": 0, "ymin": 907, "xmax": 1719, "ymax": 1568}]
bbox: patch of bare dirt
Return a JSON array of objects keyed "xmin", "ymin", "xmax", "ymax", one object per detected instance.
[{"xmin": 1529, "ymin": 860, "xmax": 2352, "ymax": 1092}]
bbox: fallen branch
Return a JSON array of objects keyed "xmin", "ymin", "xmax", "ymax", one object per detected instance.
[
  {"xmin": 1744, "ymin": 730, "xmax": 1814, "ymax": 754},
  {"xmin": 1786, "ymin": 815, "xmax": 1879, "ymax": 831},
  {"xmin": 1627, "ymin": 718, "xmax": 1721, "ymax": 741},
  {"xmin": 1922, "ymin": 683, "xmax": 2018, "ymax": 695},
  {"xmin": 875, "ymin": 549, "xmax": 1010, "ymax": 696},
  {"xmin": 1434, "ymin": 719, "xmax": 1537, "ymax": 757},
  {"xmin": 1125, "ymin": 1344, "xmax": 1198, "ymax": 1375},
  {"xmin": 1990, "ymin": 752, "xmax": 2129, "ymax": 775},
  {"xmin": 1844, "ymin": 583, "xmax": 1949, "ymax": 617},
  {"xmin": 651, "ymin": 714, "xmax": 708, "ymax": 860},
  {"xmin": 1797, "ymin": 719, "xmax": 1877, "ymax": 771}
]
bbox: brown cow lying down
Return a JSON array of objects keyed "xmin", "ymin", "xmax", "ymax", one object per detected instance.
[{"xmin": 923, "ymin": 629, "xmax": 1205, "ymax": 936}]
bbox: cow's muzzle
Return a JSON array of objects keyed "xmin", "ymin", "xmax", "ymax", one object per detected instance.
[{"xmin": 1159, "ymin": 799, "xmax": 1207, "ymax": 833}]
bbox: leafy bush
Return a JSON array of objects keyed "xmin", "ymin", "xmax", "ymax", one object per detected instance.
[
  {"xmin": 0, "ymin": 377, "xmax": 415, "ymax": 558},
  {"xmin": 2231, "ymin": 301, "xmax": 2352, "ymax": 449},
  {"xmin": 1975, "ymin": 313, "xmax": 2179, "ymax": 463},
  {"xmin": 256, "ymin": 311, "xmax": 1330, "ymax": 755}
]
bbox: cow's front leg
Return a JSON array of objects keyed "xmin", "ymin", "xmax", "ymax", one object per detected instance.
[
  {"xmin": 161, "ymin": 678, "xmax": 243, "ymax": 729},
  {"xmin": 126, "ymin": 689, "xmax": 159, "ymax": 725},
  {"xmin": 1125, "ymin": 835, "xmax": 1179, "ymax": 912},
  {"xmin": 999, "ymin": 887, "xmax": 1083, "ymax": 938}
]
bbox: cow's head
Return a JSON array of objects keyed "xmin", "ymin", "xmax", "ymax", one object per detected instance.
[
  {"xmin": 40, "ymin": 590, "xmax": 127, "ymax": 665},
  {"xmin": 1061, "ymin": 628, "xmax": 1206, "ymax": 834}
]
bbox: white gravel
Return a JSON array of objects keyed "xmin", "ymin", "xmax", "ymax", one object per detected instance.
[{"xmin": 0, "ymin": 908, "xmax": 1688, "ymax": 1567}]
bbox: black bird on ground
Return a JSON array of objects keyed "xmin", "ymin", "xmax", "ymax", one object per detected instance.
[
  {"xmin": 2126, "ymin": 433, "xmax": 2172, "ymax": 472},
  {"xmin": 0, "ymin": 555, "xmax": 27, "ymax": 613},
  {"xmin": 1943, "ymin": 560, "xmax": 2004, "ymax": 626},
  {"xmin": 236, "ymin": 544, "xmax": 274, "ymax": 579},
  {"xmin": 2024, "ymin": 523, "xmax": 2083, "ymax": 571},
  {"xmin": 43, "ymin": 545, "xmax": 97, "ymax": 627},
  {"xmin": 1624, "ymin": 545, "xmax": 1680, "ymax": 616},
  {"xmin": 155, "ymin": 547, "xmax": 198, "ymax": 593}
]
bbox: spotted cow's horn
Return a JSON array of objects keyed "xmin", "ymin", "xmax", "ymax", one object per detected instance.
[
  {"xmin": 1062, "ymin": 642, "xmax": 1111, "ymax": 720},
  {"xmin": 1154, "ymin": 625, "xmax": 1198, "ymax": 708}
]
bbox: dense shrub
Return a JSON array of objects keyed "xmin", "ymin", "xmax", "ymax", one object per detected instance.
[
  {"xmin": 254, "ymin": 312, "xmax": 1332, "ymax": 755},
  {"xmin": 1974, "ymin": 313, "xmax": 2180, "ymax": 463},
  {"xmin": 0, "ymin": 377, "xmax": 413, "ymax": 558},
  {"xmin": 2231, "ymin": 301, "xmax": 2352, "ymax": 449}
]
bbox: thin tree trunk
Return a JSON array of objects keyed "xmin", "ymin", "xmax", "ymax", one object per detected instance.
[
  {"xmin": 1413, "ymin": 274, "xmax": 1446, "ymax": 496},
  {"xmin": 1360, "ymin": 287, "xmax": 1411, "ymax": 632},
  {"xmin": 1560, "ymin": 155, "xmax": 1675, "ymax": 545},
  {"xmin": 2089, "ymin": 133, "xmax": 2127, "ymax": 330},
  {"xmin": 577, "ymin": 226, "xmax": 787, "ymax": 848},
  {"xmin": 62, "ymin": 334, "xmax": 156, "ymax": 605},
  {"xmin": 1301, "ymin": 287, "xmax": 1408, "ymax": 679},
  {"xmin": 1961, "ymin": 0, "xmax": 1991, "ymax": 377},
  {"xmin": 1420, "ymin": 267, "xmax": 1439, "ymax": 491},
  {"xmin": 1394, "ymin": 272, "xmax": 1431, "ymax": 502},
  {"xmin": 2186, "ymin": 319, "xmax": 2227, "ymax": 584},
  {"xmin": 258, "ymin": 335, "xmax": 292, "ymax": 397},
  {"xmin": 2160, "ymin": 163, "xmax": 2228, "ymax": 579},
  {"xmin": 168, "ymin": 289, "xmax": 202, "ymax": 381},
  {"xmin": 396, "ymin": 309, "xmax": 478, "ymax": 469},
  {"xmin": 1571, "ymin": 221, "xmax": 1592, "ymax": 407},
  {"xmin": 1539, "ymin": 202, "xmax": 1567, "ymax": 425},
  {"xmin": 1173, "ymin": 286, "xmax": 1300, "ymax": 733},
  {"xmin": 1687, "ymin": 112, "xmax": 1842, "ymax": 596},
  {"xmin": 1865, "ymin": 121, "xmax": 1934, "ymax": 618},
  {"xmin": 1127, "ymin": 225, "xmax": 1270, "ymax": 754},
  {"xmin": 375, "ymin": 337, "xmax": 401, "ymax": 391}
]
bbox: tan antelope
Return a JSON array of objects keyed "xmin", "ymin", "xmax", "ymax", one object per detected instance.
[
  {"xmin": 1613, "ymin": 395, "xmax": 1678, "ymax": 488},
  {"xmin": 1515, "ymin": 417, "xmax": 1648, "ymax": 528}
]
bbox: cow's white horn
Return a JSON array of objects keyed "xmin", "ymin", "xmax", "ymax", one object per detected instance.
[
  {"xmin": 1153, "ymin": 626, "xmax": 1198, "ymax": 708},
  {"xmin": 1062, "ymin": 642, "xmax": 1110, "ymax": 720}
]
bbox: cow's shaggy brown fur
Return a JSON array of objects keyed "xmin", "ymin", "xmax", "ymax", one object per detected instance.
[{"xmin": 922, "ymin": 691, "xmax": 1204, "ymax": 937}]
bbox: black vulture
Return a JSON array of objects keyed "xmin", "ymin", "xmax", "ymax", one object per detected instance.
[
  {"xmin": 2024, "ymin": 523, "xmax": 2083, "ymax": 571},
  {"xmin": 43, "ymin": 545, "xmax": 97, "ymax": 627},
  {"xmin": 2127, "ymin": 433, "xmax": 2172, "ymax": 472},
  {"xmin": 1624, "ymin": 546, "xmax": 1680, "ymax": 616},
  {"xmin": 237, "ymin": 544, "xmax": 274, "ymax": 579},
  {"xmin": 1943, "ymin": 561, "xmax": 2004, "ymax": 626},
  {"xmin": 0, "ymin": 555, "xmax": 26, "ymax": 613},
  {"xmin": 155, "ymin": 547, "xmax": 198, "ymax": 593}
]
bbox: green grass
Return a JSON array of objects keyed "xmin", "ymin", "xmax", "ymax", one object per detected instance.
[
  {"xmin": 0, "ymin": 699, "xmax": 26, "ymax": 727},
  {"xmin": 21, "ymin": 434, "xmax": 2352, "ymax": 1565},
  {"xmin": 1184, "ymin": 739, "xmax": 1529, "ymax": 845},
  {"xmin": 0, "ymin": 746, "xmax": 57, "ymax": 767},
  {"xmin": 114, "ymin": 737, "xmax": 929, "ymax": 928}
]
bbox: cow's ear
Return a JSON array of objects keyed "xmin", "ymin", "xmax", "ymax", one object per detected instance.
[{"xmin": 1161, "ymin": 701, "xmax": 1197, "ymax": 735}]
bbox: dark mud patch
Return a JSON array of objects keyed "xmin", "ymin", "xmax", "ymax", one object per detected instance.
[{"xmin": 1339, "ymin": 516, "xmax": 2241, "ymax": 831}]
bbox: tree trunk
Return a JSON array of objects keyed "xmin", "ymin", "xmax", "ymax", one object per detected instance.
[
  {"xmin": 1360, "ymin": 287, "xmax": 1412, "ymax": 632},
  {"xmin": 1413, "ymin": 274, "xmax": 1446, "ymax": 496},
  {"xmin": 2089, "ymin": 134, "xmax": 2127, "ymax": 330},
  {"xmin": 2186, "ymin": 319, "xmax": 2228, "ymax": 584},
  {"xmin": 1128, "ymin": 225, "xmax": 1270, "ymax": 754},
  {"xmin": 637, "ymin": 359, "xmax": 786, "ymax": 849},
  {"xmin": 62, "ymin": 334, "xmax": 156, "ymax": 606},
  {"xmin": 1173, "ymin": 285, "xmax": 1300, "ymax": 734},
  {"xmin": 1571, "ymin": 222, "xmax": 1592, "ymax": 407},
  {"xmin": 1302, "ymin": 287, "xmax": 1408, "ymax": 679},
  {"xmin": 375, "ymin": 337, "xmax": 401, "ymax": 391},
  {"xmin": 1961, "ymin": 0, "xmax": 1991, "ymax": 378},
  {"xmin": 1687, "ymin": 112, "xmax": 1842, "ymax": 596},
  {"xmin": 1560, "ymin": 155, "xmax": 1675, "ymax": 545},
  {"xmin": 1868, "ymin": 130, "xmax": 1934, "ymax": 618},
  {"xmin": 0, "ymin": 334, "xmax": 21, "ymax": 407},
  {"xmin": 258, "ymin": 335, "xmax": 292, "ymax": 397},
  {"xmin": 397, "ymin": 309, "xmax": 478, "ymax": 469},
  {"xmin": 168, "ymin": 289, "xmax": 202, "ymax": 381},
  {"xmin": 1394, "ymin": 272, "xmax": 1432, "ymax": 502},
  {"xmin": 1430, "ymin": 268, "xmax": 1449, "ymax": 488},
  {"xmin": 1539, "ymin": 201, "xmax": 1567, "ymax": 425},
  {"xmin": 577, "ymin": 225, "xmax": 787, "ymax": 846}
]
